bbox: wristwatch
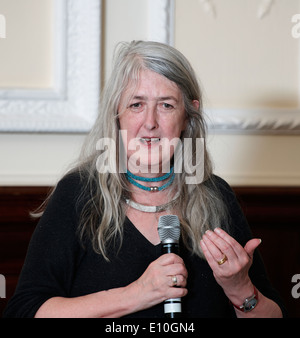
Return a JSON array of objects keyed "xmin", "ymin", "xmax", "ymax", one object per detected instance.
[{"xmin": 231, "ymin": 286, "xmax": 258, "ymax": 313}]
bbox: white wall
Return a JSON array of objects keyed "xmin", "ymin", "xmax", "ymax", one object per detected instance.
[
  {"xmin": 0, "ymin": 0, "xmax": 53, "ymax": 88},
  {"xmin": 0, "ymin": 133, "xmax": 85, "ymax": 186},
  {"xmin": 0, "ymin": 0, "xmax": 299, "ymax": 186},
  {"xmin": 176, "ymin": 0, "xmax": 300, "ymax": 186},
  {"xmin": 207, "ymin": 133, "xmax": 300, "ymax": 186}
]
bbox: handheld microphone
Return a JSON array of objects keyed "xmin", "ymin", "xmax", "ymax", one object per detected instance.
[{"xmin": 158, "ymin": 215, "xmax": 182, "ymax": 318}]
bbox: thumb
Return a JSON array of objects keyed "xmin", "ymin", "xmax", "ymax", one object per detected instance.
[{"xmin": 244, "ymin": 238, "xmax": 262, "ymax": 259}]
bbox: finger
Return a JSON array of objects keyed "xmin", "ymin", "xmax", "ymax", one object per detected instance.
[
  {"xmin": 203, "ymin": 230, "xmax": 237, "ymax": 262},
  {"xmin": 165, "ymin": 262, "xmax": 188, "ymax": 278},
  {"xmin": 159, "ymin": 253, "xmax": 184, "ymax": 266},
  {"xmin": 167, "ymin": 274, "xmax": 187, "ymax": 288},
  {"xmin": 200, "ymin": 238, "xmax": 220, "ymax": 269},
  {"xmin": 244, "ymin": 238, "xmax": 262, "ymax": 258},
  {"xmin": 166, "ymin": 286, "xmax": 188, "ymax": 300},
  {"xmin": 215, "ymin": 227, "xmax": 261, "ymax": 259},
  {"xmin": 212, "ymin": 228, "xmax": 247, "ymax": 259},
  {"xmin": 202, "ymin": 233, "xmax": 225, "ymax": 261}
]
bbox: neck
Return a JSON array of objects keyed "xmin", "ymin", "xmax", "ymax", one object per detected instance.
[
  {"xmin": 129, "ymin": 181, "xmax": 176, "ymax": 206},
  {"xmin": 127, "ymin": 161, "xmax": 173, "ymax": 179},
  {"xmin": 127, "ymin": 166, "xmax": 173, "ymax": 180},
  {"xmin": 125, "ymin": 167, "xmax": 175, "ymax": 193}
]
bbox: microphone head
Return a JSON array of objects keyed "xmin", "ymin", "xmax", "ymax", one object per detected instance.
[{"xmin": 158, "ymin": 215, "xmax": 180, "ymax": 244}]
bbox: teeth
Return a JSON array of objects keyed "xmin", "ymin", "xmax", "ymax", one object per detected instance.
[{"xmin": 140, "ymin": 138, "xmax": 160, "ymax": 144}]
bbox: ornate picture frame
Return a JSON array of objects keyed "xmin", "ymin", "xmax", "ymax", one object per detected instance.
[{"xmin": 0, "ymin": 0, "xmax": 101, "ymax": 133}]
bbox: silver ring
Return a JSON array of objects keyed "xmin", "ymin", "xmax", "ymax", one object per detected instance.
[{"xmin": 171, "ymin": 275, "xmax": 177, "ymax": 286}]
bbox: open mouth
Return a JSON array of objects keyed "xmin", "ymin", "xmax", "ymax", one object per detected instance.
[{"xmin": 140, "ymin": 137, "xmax": 161, "ymax": 145}]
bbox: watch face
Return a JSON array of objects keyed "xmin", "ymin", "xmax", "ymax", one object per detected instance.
[{"xmin": 244, "ymin": 298, "xmax": 258, "ymax": 312}]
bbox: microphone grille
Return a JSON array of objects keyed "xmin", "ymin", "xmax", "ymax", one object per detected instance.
[{"xmin": 158, "ymin": 215, "xmax": 180, "ymax": 243}]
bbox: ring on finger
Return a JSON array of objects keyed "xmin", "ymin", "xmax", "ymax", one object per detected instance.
[
  {"xmin": 217, "ymin": 254, "xmax": 228, "ymax": 266},
  {"xmin": 171, "ymin": 275, "xmax": 177, "ymax": 286}
]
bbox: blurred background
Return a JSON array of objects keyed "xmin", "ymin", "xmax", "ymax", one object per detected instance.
[{"xmin": 0, "ymin": 0, "xmax": 299, "ymax": 317}]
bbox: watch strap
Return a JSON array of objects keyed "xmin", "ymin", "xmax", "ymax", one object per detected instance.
[{"xmin": 230, "ymin": 286, "xmax": 258, "ymax": 312}]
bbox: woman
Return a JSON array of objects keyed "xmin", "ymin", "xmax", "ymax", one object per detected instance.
[{"xmin": 4, "ymin": 41, "xmax": 285, "ymax": 318}]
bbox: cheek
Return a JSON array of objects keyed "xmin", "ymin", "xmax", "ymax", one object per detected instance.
[
  {"xmin": 119, "ymin": 117, "xmax": 140, "ymax": 149},
  {"xmin": 119, "ymin": 115, "xmax": 132, "ymax": 135},
  {"xmin": 172, "ymin": 108, "xmax": 187, "ymax": 134},
  {"xmin": 120, "ymin": 123, "xmax": 139, "ymax": 141},
  {"xmin": 167, "ymin": 118, "xmax": 187, "ymax": 138},
  {"xmin": 119, "ymin": 111, "xmax": 143, "ymax": 133}
]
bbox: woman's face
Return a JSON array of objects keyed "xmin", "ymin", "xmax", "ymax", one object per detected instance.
[{"xmin": 118, "ymin": 69, "xmax": 188, "ymax": 174}]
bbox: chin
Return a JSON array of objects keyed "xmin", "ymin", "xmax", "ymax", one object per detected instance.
[{"xmin": 129, "ymin": 156, "xmax": 174, "ymax": 175}]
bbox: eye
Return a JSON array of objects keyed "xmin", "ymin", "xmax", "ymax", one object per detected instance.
[
  {"xmin": 162, "ymin": 103, "xmax": 174, "ymax": 109},
  {"xmin": 130, "ymin": 102, "xmax": 142, "ymax": 108},
  {"xmin": 128, "ymin": 102, "xmax": 144, "ymax": 111}
]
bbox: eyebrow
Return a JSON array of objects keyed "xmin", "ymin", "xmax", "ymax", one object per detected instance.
[{"xmin": 132, "ymin": 95, "xmax": 179, "ymax": 102}]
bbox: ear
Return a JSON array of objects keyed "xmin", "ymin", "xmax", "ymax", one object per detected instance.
[{"xmin": 192, "ymin": 100, "xmax": 200, "ymax": 110}]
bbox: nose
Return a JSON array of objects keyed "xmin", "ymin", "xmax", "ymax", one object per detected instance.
[{"xmin": 144, "ymin": 105, "xmax": 158, "ymax": 130}]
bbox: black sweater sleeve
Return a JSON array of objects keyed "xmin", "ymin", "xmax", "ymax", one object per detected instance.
[{"xmin": 3, "ymin": 173, "xmax": 84, "ymax": 318}]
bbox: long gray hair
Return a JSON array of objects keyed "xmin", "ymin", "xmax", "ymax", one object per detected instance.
[{"xmin": 69, "ymin": 41, "xmax": 228, "ymax": 260}]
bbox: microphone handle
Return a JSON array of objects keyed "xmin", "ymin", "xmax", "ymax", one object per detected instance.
[
  {"xmin": 162, "ymin": 242, "xmax": 179, "ymax": 255},
  {"xmin": 162, "ymin": 242, "xmax": 181, "ymax": 318}
]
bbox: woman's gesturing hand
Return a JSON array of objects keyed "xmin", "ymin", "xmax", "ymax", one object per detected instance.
[
  {"xmin": 131, "ymin": 253, "xmax": 188, "ymax": 312},
  {"xmin": 200, "ymin": 227, "xmax": 262, "ymax": 305}
]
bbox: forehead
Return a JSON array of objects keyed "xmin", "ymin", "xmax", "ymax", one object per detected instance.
[{"xmin": 122, "ymin": 69, "xmax": 182, "ymax": 100}]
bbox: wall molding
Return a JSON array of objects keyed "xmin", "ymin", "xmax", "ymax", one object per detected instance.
[
  {"xmin": 147, "ymin": 0, "xmax": 175, "ymax": 46},
  {"xmin": 176, "ymin": 1, "xmax": 300, "ymax": 134},
  {"xmin": 1, "ymin": 171, "xmax": 300, "ymax": 188},
  {"xmin": 206, "ymin": 108, "xmax": 300, "ymax": 135},
  {"xmin": 220, "ymin": 172, "xmax": 300, "ymax": 187},
  {"xmin": 198, "ymin": 0, "xmax": 276, "ymax": 19},
  {"xmin": 0, "ymin": 0, "xmax": 101, "ymax": 133},
  {"xmin": 0, "ymin": 173, "xmax": 61, "ymax": 187}
]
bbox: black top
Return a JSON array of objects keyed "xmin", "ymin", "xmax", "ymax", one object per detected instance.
[{"xmin": 3, "ymin": 173, "xmax": 287, "ymax": 318}]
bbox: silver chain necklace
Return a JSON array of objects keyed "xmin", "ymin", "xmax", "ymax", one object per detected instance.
[{"xmin": 125, "ymin": 194, "xmax": 179, "ymax": 213}]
